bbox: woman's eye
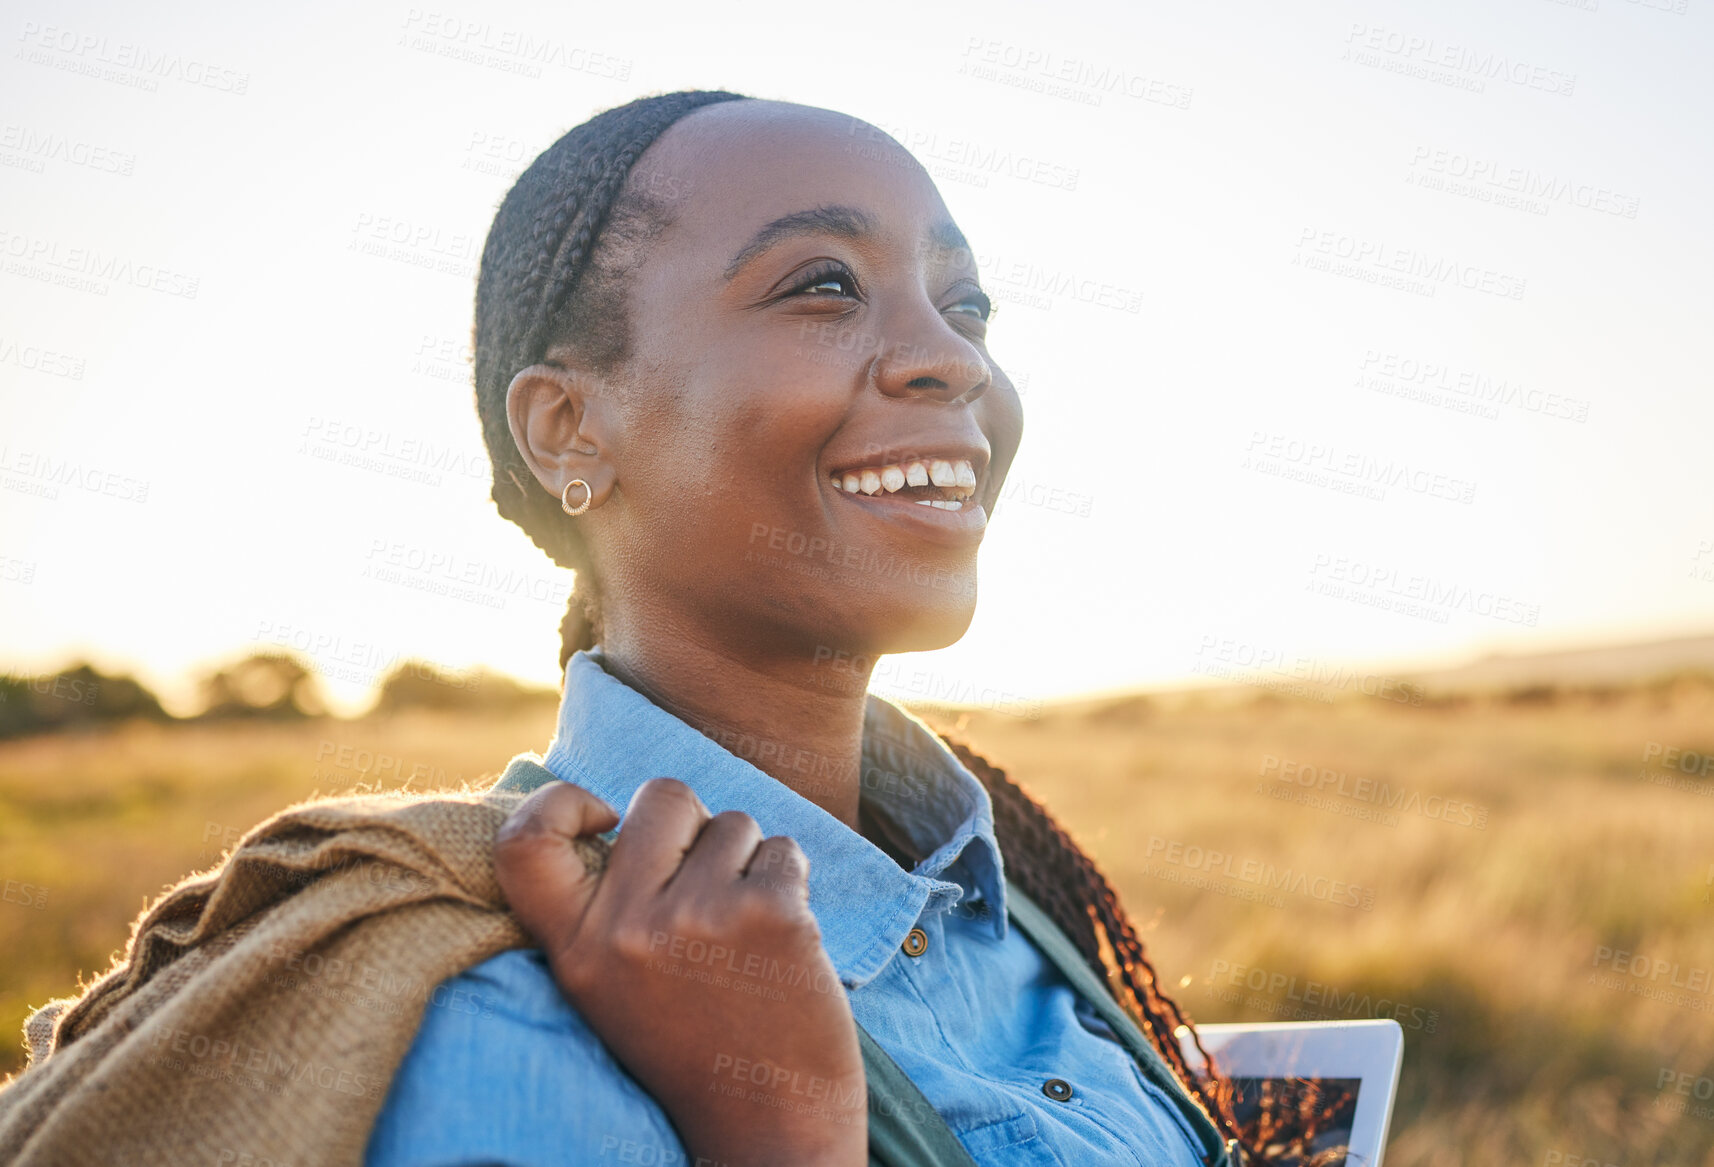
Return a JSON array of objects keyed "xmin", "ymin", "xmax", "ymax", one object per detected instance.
[
  {"xmin": 947, "ymin": 289, "xmax": 993, "ymax": 321},
  {"xmin": 793, "ymin": 266, "xmax": 859, "ymax": 298}
]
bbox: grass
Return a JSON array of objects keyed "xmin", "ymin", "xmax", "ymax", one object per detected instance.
[{"xmin": 2, "ymin": 680, "xmax": 1711, "ymax": 1164}]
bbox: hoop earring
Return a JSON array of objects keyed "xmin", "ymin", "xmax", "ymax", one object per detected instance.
[{"xmin": 561, "ymin": 479, "xmax": 593, "ymax": 517}]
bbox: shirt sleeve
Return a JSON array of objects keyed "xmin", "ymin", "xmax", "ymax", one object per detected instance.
[{"xmin": 364, "ymin": 949, "xmax": 688, "ymax": 1167}]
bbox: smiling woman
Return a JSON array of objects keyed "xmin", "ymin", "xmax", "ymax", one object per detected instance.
[
  {"xmin": 0, "ymin": 90, "xmax": 1341, "ymax": 1167},
  {"xmin": 407, "ymin": 88, "xmax": 1294, "ymax": 1166}
]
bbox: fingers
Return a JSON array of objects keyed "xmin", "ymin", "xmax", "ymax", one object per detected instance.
[
  {"xmin": 671, "ymin": 810, "xmax": 765, "ymax": 891},
  {"xmin": 742, "ymin": 835, "xmax": 812, "ymax": 904},
  {"xmin": 494, "ymin": 782, "xmax": 620, "ymax": 954},
  {"xmin": 602, "ymin": 777, "xmax": 712, "ymax": 911}
]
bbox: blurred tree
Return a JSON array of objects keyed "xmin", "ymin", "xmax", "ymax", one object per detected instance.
[
  {"xmin": 371, "ymin": 660, "xmax": 556, "ymax": 714},
  {"xmin": 0, "ymin": 662, "xmax": 170, "ymax": 739},
  {"xmin": 197, "ymin": 653, "xmax": 327, "ymax": 719}
]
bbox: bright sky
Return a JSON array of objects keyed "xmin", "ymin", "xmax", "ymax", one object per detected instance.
[{"xmin": 2, "ymin": 0, "xmax": 1711, "ymax": 715}]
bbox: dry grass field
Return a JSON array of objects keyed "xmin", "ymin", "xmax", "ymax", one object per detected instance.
[{"xmin": 3, "ymin": 677, "xmax": 1712, "ymax": 1165}]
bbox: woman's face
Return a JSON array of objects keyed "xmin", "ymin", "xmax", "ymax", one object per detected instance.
[{"xmin": 575, "ymin": 100, "xmax": 1023, "ymax": 665}]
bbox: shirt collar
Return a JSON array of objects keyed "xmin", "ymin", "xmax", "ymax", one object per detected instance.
[{"xmin": 495, "ymin": 647, "xmax": 1008, "ymax": 988}]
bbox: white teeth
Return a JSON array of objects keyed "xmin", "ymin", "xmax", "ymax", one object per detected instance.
[
  {"xmin": 914, "ymin": 499, "xmax": 964, "ymax": 510},
  {"xmin": 859, "ymin": 469, "xmax": 883, "ymax": 495},
  {"xmin": 904, "ymin": 461, "xmax": 930, "ymax": 487},
  {"xmin": 953, "ymin": 460, "xmax": 977, "ymax": 489},
  {"xmin": 841, "ymin": 472, "xmax": 861, "ymax": 493},
  {"xmin": 880, "ymin": 465, "xmax": 906, "ymax": 492},
  {"xmin": 929, "ymin": 460, "xmax": 957, "ymax": 487}
]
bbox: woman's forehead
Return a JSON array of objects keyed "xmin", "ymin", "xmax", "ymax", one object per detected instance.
[{"xmin": 638, "ymin": 99, "xmax": 962, "ymax": 261}]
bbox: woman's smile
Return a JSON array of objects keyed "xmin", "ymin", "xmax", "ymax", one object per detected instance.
[{"xmin": 823, "ymin": 444, "xmax": 991, "ymax": 546}]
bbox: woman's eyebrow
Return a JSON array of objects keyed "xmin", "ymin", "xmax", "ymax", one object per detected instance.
[
  {"xmin": 720, "ymin": 206, "xmax": 973, "ymax": 281},
  {"xmin": 723, "ymin": 204, "xmax": 876, "ymax": 281}
]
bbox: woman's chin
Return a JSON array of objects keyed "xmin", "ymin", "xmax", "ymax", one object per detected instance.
[{"xmin": 855, "ymin": 593, "xmax": 979, "ymax": 658}]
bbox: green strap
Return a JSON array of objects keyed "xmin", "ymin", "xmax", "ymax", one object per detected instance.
[
  {"xmin": 858, "ymin": 1024, "xmax": 980, "ymax": 1167},
  {"xmin": 1004, "ymin": 882, "xmax": 1232, "ymax": 1167}
]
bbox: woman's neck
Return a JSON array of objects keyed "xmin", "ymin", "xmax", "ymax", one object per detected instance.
[{"xmin": 597, "ymin": 624, "xmax": 874, "ymax": 831}]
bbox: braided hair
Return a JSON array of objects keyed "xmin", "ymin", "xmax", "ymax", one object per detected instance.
[
  {"xmin": 472, "ymin": 89, "xmax": 1343, "ymax": 1164},
  {"xmin": 474, "ymin": 88, "xmax": 750, "ymax": 657}
]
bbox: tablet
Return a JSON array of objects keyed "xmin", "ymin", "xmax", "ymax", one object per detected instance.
[{"xmin": 1174, "ymin": 1019, "xmax": 1403, "ymax": 1167}]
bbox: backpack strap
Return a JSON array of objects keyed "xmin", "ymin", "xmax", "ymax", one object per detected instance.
[
  {"xmin": 858, "ymin": 1023, "xmax": 979, "ymax": 1167},
  {"xmin": 1005, "ymin": 881, "xmax": 1235, "ymax": 1167}
]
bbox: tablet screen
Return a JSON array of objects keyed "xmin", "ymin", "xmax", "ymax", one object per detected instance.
[
  {"xmin": 1225, "ymin": 1076, "xmax": 1361, "ymax": 1165},
  {"xmin": 1176, "ymin": 1020, "xmax": 1401, "ymax": 1166}
]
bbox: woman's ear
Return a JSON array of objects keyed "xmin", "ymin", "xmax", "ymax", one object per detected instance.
[{"xmin": 506, "ymin": 361, "xmax": 619, "ymax": 510}]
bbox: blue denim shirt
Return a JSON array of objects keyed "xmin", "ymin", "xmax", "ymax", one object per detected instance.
[{"xmin": 365, "ymin": 648, "xmax": 1207, "ymax": 1166}]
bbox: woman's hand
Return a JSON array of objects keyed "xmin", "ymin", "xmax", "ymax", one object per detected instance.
[{"xmin": 494, "ymin": 778, "xmax": 867, "ymax": 1167}]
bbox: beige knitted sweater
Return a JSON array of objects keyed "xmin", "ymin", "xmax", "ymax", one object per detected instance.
[{"xmin": 0, "ymin": 784, "xmax": 607, "ymax": 1167}]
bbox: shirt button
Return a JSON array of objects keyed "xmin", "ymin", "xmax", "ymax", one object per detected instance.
[
  {"xmin": 901, "ymin": 928, "xmax": 928, "ymax": 957},
  {"xmin": 1041, "ymin": 1078, "xmax": 1074, "ymax": 1102}
]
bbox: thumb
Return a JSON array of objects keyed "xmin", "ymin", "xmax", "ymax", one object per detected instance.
[{"xmin": 494, "ymin": 781, "xmax": 618, "ymax": 954}]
